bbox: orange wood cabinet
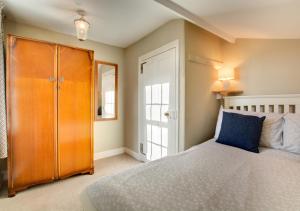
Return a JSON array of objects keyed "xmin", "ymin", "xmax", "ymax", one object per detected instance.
[{"xmin": 6, "ymin": 35, "xmax": 94, "ymax": 196}]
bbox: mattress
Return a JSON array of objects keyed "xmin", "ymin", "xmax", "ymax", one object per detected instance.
[{"xmin": 81, "ymin": 139, "xmax": 300, "ymax": 211}]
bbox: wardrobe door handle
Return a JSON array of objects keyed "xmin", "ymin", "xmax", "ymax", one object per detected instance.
[
  {"xmin": 58, "ymin": 77, "xmax": 64, "ymax": 83},
  {"xmin": 48, "ymin": 76, "xmax": 56, "ymax": 82}
]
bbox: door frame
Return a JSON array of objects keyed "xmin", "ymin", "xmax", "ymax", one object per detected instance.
[{"xmin": 138, "ymin": 40, "xmax": 181, "ymax": 161}]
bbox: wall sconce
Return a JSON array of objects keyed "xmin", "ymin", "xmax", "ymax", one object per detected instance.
[
  {"xmin": 218, "ymin": 68, "xmax": 234, "ymax": 91},
  {"xmin": 212, "ymin": 67, "xmax": 242, "ymax": 99},
  {"xmin": 218, "ymin": 68, "xmax": 234, "ymax": 81}
]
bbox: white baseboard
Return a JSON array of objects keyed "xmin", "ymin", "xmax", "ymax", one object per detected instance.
[
  {"xmin": 124, "ymin": 148, "xmax": 147, "ymax": 162},
  {"xmin": 94, "ymin": 147, "xmax": 125, "ymax": 160},
  {"xmin": 94, "ymin": 147, "xmax": 147, "ymax": 162}
]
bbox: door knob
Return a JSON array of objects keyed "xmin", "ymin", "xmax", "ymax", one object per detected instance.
[{"xmin": 164, "ymin": 112, "xmax": 170, "ymax": 117}]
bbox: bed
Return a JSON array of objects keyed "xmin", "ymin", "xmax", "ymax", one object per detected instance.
[{"xmin": 81, "ymin": 95, "xmax": 300, "ymax": 211}]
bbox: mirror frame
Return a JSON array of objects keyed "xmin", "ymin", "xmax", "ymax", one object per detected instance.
[{"xmin": 94, "ymin": 60, "xmax": 118, "ymax": 121}]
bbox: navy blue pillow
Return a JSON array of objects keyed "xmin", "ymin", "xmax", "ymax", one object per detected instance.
[{"xmin": 216, "ymin": 112, "xmax": 266, "ymax": 153}]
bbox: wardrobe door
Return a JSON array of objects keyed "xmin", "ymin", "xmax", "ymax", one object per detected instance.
[
  {"xmin": 7, "ymin": 36, "xmax": 57, "ymax": 196},
  {"xmin": 57, "ymin": 46, "xmax": 94, "ymax": 178}
]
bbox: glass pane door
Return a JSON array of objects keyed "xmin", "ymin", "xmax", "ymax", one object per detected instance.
[
  {"xmin": 145, "ymin": 83, "xmax": 169, "ymax": 161},
  {"xmin": 140, "ymin": 47, "xmax": 177, "ymax": 161}
]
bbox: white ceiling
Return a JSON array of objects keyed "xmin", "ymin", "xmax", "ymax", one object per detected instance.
[
  {"xmin": 3, "ymin": 0, "xmax": 178, "ymax": 47},
  {"xmin": 169, "ymin": 0, "xmax": 300, "ymax": 40},
  {"xmin": 4, "ymin": 0, "xmax": 300, "ymax": 47}
]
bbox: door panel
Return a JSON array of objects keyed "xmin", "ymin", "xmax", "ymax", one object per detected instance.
[
  {"xmin": 57, "ymin": 46, "xmax": 93, "ymax": 177},
  {"xmin": 7, "ymin": 37, "xmax": 57, "ymax": 191},
  {"xmin": 141, "ymin": 48, "xmax": 177, "ymax": 161}
]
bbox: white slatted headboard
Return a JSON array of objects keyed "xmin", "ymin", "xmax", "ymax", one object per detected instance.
[{"xmin": 224, "ymin": 94, "xmax": 300, "ymax": 114}]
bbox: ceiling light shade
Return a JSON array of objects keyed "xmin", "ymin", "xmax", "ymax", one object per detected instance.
[{"xmin": 74, "ymin": 16, "xmax": 90, "ymax": 41}]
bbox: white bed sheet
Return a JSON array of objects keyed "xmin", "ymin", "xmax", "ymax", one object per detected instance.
[{"xmin": 81, "ymin": 139, "xmax": 300, "ymax": 211}]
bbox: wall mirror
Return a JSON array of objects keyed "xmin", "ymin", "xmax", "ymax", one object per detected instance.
[{"xmin": 95, "ymin": 61, "xmax": 118, "ymax": 121}]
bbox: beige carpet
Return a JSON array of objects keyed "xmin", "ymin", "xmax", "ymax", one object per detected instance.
[{"xmin": 0, "ymin": 154, "xmax": 141, "ymax": 211}]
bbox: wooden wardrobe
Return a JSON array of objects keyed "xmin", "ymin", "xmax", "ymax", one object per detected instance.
[{"xmin": 6, "ymin": 35, "xmax": 94, "ymax": 196}]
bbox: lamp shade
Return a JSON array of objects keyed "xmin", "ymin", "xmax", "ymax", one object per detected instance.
[
  {"xmin": 74, "ymin": 17, "xmax": 90, "ymax": 41},
  {"xmin": 218, "ymin": 68, "xmax": 234, "ymax": 81}
]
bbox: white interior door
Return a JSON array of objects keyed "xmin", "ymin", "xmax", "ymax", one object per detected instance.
[{"xmin": 140, "ymin": 48, "xmax": 177, "ymax": 161}]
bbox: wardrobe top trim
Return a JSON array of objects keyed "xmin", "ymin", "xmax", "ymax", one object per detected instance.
[{"xmin": 7, "ymin": 34, "xmax": 94, "ymax": 53}]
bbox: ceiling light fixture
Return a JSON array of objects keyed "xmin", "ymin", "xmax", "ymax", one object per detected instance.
[{"xmin": 74, "ymin": 15, "xmax": 90, "ymax": 41}]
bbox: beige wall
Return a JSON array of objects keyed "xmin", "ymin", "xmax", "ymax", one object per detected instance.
[
  {"xmin": 222, "ymin": 39, "xmax": 300, "ymax": 95},
  {"xmin": 184, "ymin": 22, "xmax": 223, "ymax": 149},
  {"xmin": 4, "ymin": 21, "xmax": 125, "ymax": 153},
  {"xmin": 124, "ymin": 19, "xmax": 185, "ymax": 152},
  {"xmin": 6, "ymin": 19, "xmax": 298, "ymax": 156}
]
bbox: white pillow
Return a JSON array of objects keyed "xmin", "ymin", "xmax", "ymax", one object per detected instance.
[
  {"xmin": 214, "ymin": 106, "xmax": 284, "ymax": 149},
  {"xmin": 214, "ymin": 106, "xmax": 223, "ymax": 139},
  {"xmin": 282, "ymin": 113, "xmax": 300, "ymax": 154}
]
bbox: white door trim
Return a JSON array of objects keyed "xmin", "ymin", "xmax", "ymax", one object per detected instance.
[{"xmin": 138, "ymin": 40, "xmax": 180, "ymax": 160}]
